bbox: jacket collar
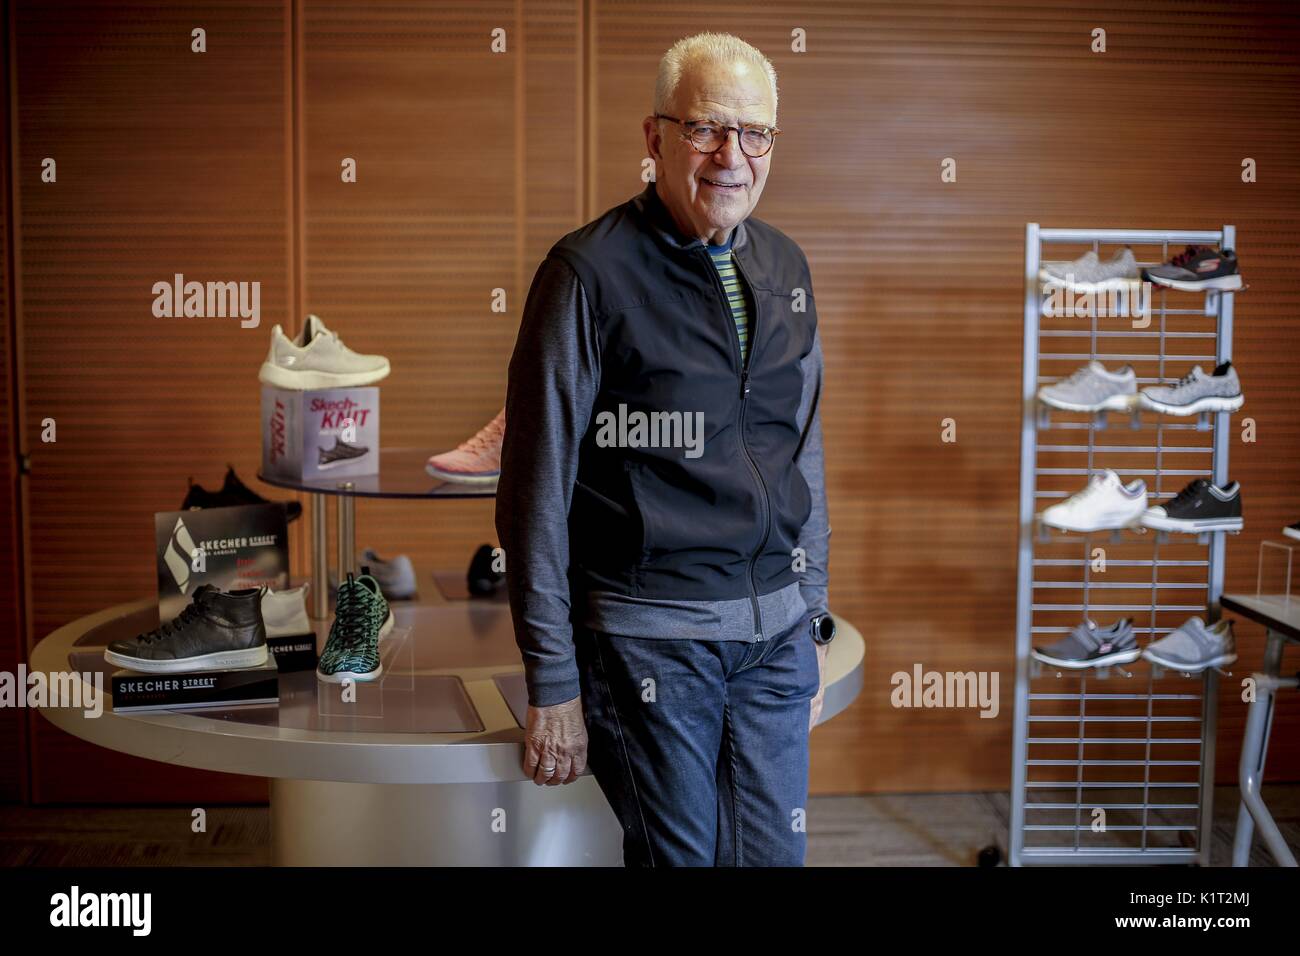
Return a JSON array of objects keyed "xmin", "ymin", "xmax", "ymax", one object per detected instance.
[{"xmin": 635, "ymin": 181, "xmax": 750, "ymax": 254}]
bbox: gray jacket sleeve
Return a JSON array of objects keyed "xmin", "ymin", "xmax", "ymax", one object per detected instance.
[
  {"xmin": 495, "ymin": 255, "xmax": 600, "ymax": 707},
  {"xmin": 793, "ymin": 326, "xmax": 830, "ymax": 619}
]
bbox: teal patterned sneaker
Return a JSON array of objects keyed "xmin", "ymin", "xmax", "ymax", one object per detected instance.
[{"xmin": 316, "ymin": 571, "xmax": 394, "ymax": 683}]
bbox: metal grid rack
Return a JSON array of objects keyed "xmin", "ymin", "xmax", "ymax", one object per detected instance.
[{"xmin": 1009, "ymin": 224, "xmax": 1237, "ymax": 866}]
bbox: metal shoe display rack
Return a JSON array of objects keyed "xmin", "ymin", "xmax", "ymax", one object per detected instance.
[{"xmin": 1009, "ymin": 224, "xmax": 1239, "ymax": 866}]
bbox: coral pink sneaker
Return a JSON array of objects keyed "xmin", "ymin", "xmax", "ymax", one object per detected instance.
[{"xmin": 426, "ymin": 409, "xmax": 504, "ymax": 486}]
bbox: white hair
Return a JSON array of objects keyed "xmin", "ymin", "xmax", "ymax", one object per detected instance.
[{"xmin": 654, "ymin": 32, "xmax": 778, "ymax": 123}]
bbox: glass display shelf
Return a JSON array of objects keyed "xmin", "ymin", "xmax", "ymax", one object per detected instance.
[
  {"xmin": 257, "ymin": 446, "xmax": 495, "ymax": 500},
  {"xmin": 256, "ymin": 447, "xmax": 495, "ymax": 617}
]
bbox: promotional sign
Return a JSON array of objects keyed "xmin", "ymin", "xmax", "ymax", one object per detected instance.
[
  {"xmin": 261, "ymin": 385, "xmax": 380, "ymax": 481},
  {"xmin": 154, "ymin": 503, "xmax": 289, "ymax": 623},
  {"xmin": 266, "ymin": 632, "xmax": 318, "ymax": 673}
]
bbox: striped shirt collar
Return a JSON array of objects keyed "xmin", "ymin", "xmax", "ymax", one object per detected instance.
[{"xmin": 706, "ymin": 233, "xmax": 735, "ymax": 254}]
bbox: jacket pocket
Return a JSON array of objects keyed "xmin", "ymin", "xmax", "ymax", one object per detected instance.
[
  {"xmin": 771, "ymin": 462, "xmax": 813, "ymax": 548},
  {"xmin": 570, "ymin": 477, "xmax": 642, "ymax": 567},
  {"xmin": 627, "ymin": 457, "xmax": 744, "ymax": 558},
  {"xmin": 626, "ymin": 461, "xmax": 673, "ymax": 557}
]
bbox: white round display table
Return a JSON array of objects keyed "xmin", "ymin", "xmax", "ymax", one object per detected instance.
[{"xmin": 32, "ymin": 596, "xmax": 865, "ymax": 865}]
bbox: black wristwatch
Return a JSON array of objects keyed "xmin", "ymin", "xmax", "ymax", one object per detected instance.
[{"xmin": 810, "ymin": 613, "xmax": 836, "ymax": 645}]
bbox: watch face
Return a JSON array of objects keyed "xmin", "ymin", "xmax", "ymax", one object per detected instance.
[{"xmin": 814, "ymin": 615, "xmax": 835, "ymax": 643}]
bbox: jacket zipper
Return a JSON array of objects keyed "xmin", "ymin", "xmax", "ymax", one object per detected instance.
[{"xmin": 699, "ymin": 244, "xmax": 769, "ymax": 640}]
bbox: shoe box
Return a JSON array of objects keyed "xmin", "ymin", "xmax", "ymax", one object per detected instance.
[
  {"xmin": 266, "ymin": 630, "xmax": 318, "ymax": 673},
  {"xmin": 261, "ymin": 385, "xmax": 380, "ymax": 481},
  {"xmin": 108, "ymin": 656, "xmax": 281, "ymax": 713}
]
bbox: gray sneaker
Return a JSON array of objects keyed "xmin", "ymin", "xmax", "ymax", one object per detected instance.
[
  {"xmin": 1142, "ymin": 617, "xmax": 1236, "ymax": 671},
  {"xmin": 1138, "ymin": 361, "xmax": 1244, "ymax": 415},
  {"xmin": 1038, "ymin": 361, "xmax": 1137, "ymax": 413},
  {"xmin": 361, "ymin": 549, "xmax": 418, "ymax": 601},
  {"xmin": 1039, "ymin": 247, "xmax": 1139, "ymax": 291},
  {"xmin": 1033, "ymin": 619, "xmax": 1140, "ymax": 669}
]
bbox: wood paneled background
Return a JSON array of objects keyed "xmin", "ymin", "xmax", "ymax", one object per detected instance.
[
  {"xmin": 1, "ymin": 0, "xmax": 26, "ymax": 804},
  {"xmin": 9, "ymin": 0, "xmax": 291, "ymax": 802},
  {"xmin": 2, "ymin": 0, "xmax": 1297, "ymax": 805}
]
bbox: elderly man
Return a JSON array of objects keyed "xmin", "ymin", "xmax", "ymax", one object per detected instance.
[{"xmin": 495, "ymin": 31, "xmax": 831, "ymax": 867}]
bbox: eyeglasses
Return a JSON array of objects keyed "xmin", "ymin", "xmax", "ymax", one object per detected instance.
[{"xmin": 653, "ymin": 114, "xmax": 780, "ymax": 158}]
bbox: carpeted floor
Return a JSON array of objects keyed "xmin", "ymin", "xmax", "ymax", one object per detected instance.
[
  {"xmin": 808, "ymin": 785, "xmax": 1300, "ymax": 866},
  {"xmin": 1, "ymin": 785, "xmax": 1296, "ymax": 866}
]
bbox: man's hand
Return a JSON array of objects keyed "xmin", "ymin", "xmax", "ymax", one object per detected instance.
[
  {"xmin": 523, "ymin": 696, "xmax": 588, "ymax": 786},
  {"xmin": 809, "ymin": 640, "xmax": 830, "ymax": 732}
]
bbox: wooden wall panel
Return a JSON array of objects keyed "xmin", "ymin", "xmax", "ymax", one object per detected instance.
[
  {"xmin": 302, "ymin": 1, "xmax": 580, "ymax": 586},
  {"xmin": 8, "ymin": 0, "xmax": 1298, "ymax": 807},
  {"xmin": 15, "ymin": 0, "xmax": 291, "ymax": 802},
  {"xmin": 1, "ymin": 0, "xmax": 28, "ymax": 804},
  {"xmin": 592, "ymin": 0, "xmax": 1300, "ymax": 793}
]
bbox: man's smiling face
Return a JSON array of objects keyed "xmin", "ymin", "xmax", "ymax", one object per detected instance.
[{"xmin": 644, "ymin": 57, "xmax": 776, "ymax": 245}]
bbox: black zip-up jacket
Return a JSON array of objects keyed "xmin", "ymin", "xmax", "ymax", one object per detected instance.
[{"xmin": 496, "ymin": 181, "xmax": 830, "ymax": 706}]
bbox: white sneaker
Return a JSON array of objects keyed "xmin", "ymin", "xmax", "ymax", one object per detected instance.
[
  {"xmin": 258, "ymin": 314, "xmax": 390, "ymax": 390},
  {"xmin": 262, "ymin": 582, "xmax": 311, "ymax": 638},
  {"xmin": 1038, "ymin": 361, "xmax": 1137, "ymax": 413},
  {"xmin": 1039, "ymin": 247, "xmax": 1139, "ymax": 291},
  {"xmin": 1040, "ymin": 469, "xmax": 1148, "ymax": 532}
]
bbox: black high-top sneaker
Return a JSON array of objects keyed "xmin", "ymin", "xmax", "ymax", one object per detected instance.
[
  {"xmin": 318, "ymin": 437, "xmax": 369, "ymax": 470},
  {"xmin": 105, "ymin": 585, "xmax": 268, "ymax": 673}
]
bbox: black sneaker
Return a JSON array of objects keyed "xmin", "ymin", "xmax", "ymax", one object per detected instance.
[
  {"xmin": 105, "ymin": 585, "xmax": 267, "ymax": 673},
  {"xmin": 1284, "ymin": 521, "xmax": 1300, "ymax": 542},
  {"xmin": 220, "ymin": 466, "xmax": 302, "ymax": 521},
  {"xmin": 1142, "ymin": 245, "xmax": 1242, "ymax": 292},
  {"xmin": 181, "ymin": 466, "xmax": 302, "ymax": 522},
  {"xmin": 467, "ymin": 543, "xmax": 504, "ymax": 596},
  {"xmin": 318, "ymin": 437, "xmax": 369, "ymax": 470},
  {"xmin": 1141, "ymin": 478, "xmax": 1243, "ymax": 533}
]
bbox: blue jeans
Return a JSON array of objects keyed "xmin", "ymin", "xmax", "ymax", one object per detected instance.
[{"xmin": 575, "ymin": 617, "xmax": 820, "ymax": 866}]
